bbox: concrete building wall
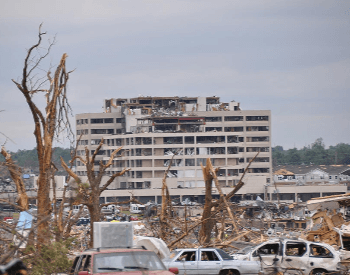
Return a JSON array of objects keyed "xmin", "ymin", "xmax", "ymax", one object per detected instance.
[{"xmin": 74, "ymin": 96, "xmax": 272, "ymax": 202}]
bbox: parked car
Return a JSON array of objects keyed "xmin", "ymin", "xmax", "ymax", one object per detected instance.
[
  {"xmin": 231, "ymin": 238, "xmax": 343, "ymax": 275},
  {"xmin": 162, "ymin": 248, "xmax": 261, "ymax": 275},
  {"xmin": 76, "ymin": 218, "xmax": 90, "ymax": 226},
  {"xmin": 70, "ymin": 247, "xmax": 179, "ymax": 274}
]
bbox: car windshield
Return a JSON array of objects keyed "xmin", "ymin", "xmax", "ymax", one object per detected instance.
[{"xmin": 93, "ymin": 251, "xmax": 166, "ymax": 273}]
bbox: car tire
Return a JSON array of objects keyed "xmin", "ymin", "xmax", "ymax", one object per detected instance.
[
  {"xmin": 219, "ymin": 269, "xmax": 240, "ymax": 275},
  {"xmin": 310, "ymin": 269, "xmax": 328, "ymax": 275}
]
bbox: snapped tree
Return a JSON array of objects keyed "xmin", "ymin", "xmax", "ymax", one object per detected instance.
[{"xmin": 11, "ymin": 24, "xmax": 74, "ymax": 243}]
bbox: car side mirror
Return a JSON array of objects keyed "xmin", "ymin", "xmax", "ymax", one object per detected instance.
[
  {"xmin": 169, "ymin": 267, "xmax": 179, "ymax": 274},
  {"xmin": 78, "ymin": 271, "xmax": 89, "ymax": 275}
]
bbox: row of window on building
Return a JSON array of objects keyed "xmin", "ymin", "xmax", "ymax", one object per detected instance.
[
  {"xmin": 76, "ymin": 116, "xmax": 269, "ymax": 125},
  {"xmin": 75, "ymin": 167, "xmax": 270, "ymax": 178}
]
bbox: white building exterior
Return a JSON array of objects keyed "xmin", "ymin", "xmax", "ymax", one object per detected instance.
[{"xmin": 73, "ymin": 96, "xmax": 272, "ymax": 203}]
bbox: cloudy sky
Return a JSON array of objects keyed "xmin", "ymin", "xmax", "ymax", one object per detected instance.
[{"xmin": 1, "ymin": 0, "xmax": 349, "ymax": 152}]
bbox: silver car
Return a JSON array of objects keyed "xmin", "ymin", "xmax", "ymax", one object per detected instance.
[{"xmin": 162, "ymin": 248, "xmax": 261, "ymax": 275}]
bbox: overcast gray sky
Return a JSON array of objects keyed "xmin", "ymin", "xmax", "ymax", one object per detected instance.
[{"xmin": 1, "ymin": 0, "xmax": 349, "ymax": 152}]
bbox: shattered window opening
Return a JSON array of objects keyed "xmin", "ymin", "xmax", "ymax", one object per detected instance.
[
  {"xmin": 285, "ymin": 242, "xmax": 307, "ymax": 257},
  {"xmin": 200, "ymin": 251, "xmax": 219, "ymax": 261},
  {"xmin": 205, "ymin": 117, "xmax": 222, "ymax": 122},
  {"xmin": 309, "ymin": 244, "xmax": 333, "ymax": 258},
  {"xmin": 255, "ymin": 243, "xmax": 279, "ymax": 256},
  {"xmin": 176, "ymin": 251, "xmax": 196, "ymax": 262},
  {"xmin": 224, "ymin": 116, "xmax": 243, "ymax": 121},
  {"xmin": 224, "ymin": 127, "xmax": 244, "ymax": 132}
]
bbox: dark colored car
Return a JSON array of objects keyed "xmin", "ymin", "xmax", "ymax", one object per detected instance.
[
  {"xmin": 71, "ymin": 247, "xmax": 179, "ymax": 275},
  {"xmin": 76, "ymin": 218, "xmax": 90, "ymax": 226}
]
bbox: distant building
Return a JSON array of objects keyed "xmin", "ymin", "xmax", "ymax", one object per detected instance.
[
  {"xmin": 72, "ymin": 96, "xmax": 272, "ymax": 203},
  {"xmin": 269, "ymin": 165, "xmax": 350, "ymax": 202}
]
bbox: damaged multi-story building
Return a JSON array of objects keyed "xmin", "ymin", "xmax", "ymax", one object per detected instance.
[{"xmin": 73, "ymin": 96, "xmax": 272, "ymax": 204}]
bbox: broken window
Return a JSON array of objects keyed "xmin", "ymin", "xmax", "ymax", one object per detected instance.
[
  {"xmin": 224, "ymin": 116, "xmax": 243, "ymax": 121},
  {"xmin": 196, "ymin": 136, "xmax": 225, "ymax": 144},
  {"xmin": 224, "ymin": 127, "xmax": 243, "ymax": 132},
  {"xmin": 180, "ymin": 124, "xmax": 201, "ymax": 132},
  {"xmin": 185, "ymin": 136, "xmax": 194, "ymax": 144},
  {"xmin": 185, "ymin": 159, "xmax": 195, "ymax": 166},
  {"xmin": 206, "ymin": 127, "xmax": 222, "ymax": 132},
  {"xmin": 142, "ymin": 148, "xmax": 152, "ymax": 156},
  {"xmin": 247, "ymin": 157, "xmax": 269, "ymax": 162},
  {"xmin": 135, "ymin": 137, "xmax": 142, "ymax": 145},
  {"xmin": 91, "ymin": 129, "xmax": 114, "ymax": 134},
  {"xmin": 227, "ymin": 169, "xmax": 238, "ymax": 176},
  {"xmin": 248, "ymin": 168, "xmax": 269, "ymax": 173},
  {"xmin": 255, "ymin": 243, "xmax": 279, "ymax": 256},
  {"xmin": 115, "ymin": 139, "xmax": 122, "ymax": 146},
  {"xmin": 144, "ymin": 181, "xmax": 151, "ymax": 188},
  {"xmin": 246, "ymin": 116, "xmax": 269, "ymax": 121},
  {"xmin": 136, "ymin": 171, "xmax": 142, "ymax": 178},
  {"xmin": 200, "ymin": 251, "xmax": 219, "ymax": 261},
  {"xmin": 164, "ymin": 137, "xmax": 183, "ymax": 144},
  {"xmin": 218, "ymin": 169, "xmax": 226, "ymax": 177},
  {"xmin": 142, "ymin": 137, "xmax": 152, "ymax": 145},
  {"xmin": 77, "ymin": 129, "xmax": 88, "ymax": 135},
  {"xmin": 205, "ymin": 117, "xmax": 222, "ymax": 122},
  {"xmin": 246, "ymin": 126, "xmax": 269, "ymax": 131},
  {"xmin": 136, "ymin": 160, "xmax": 142, "ymax": 167},
  {"xmin": 164, "ymin": 148, "xmax": 182, "ymax": 156},
  {"xmin": 176, "ymin": 251, "xmax": 196, "ymax": 262},
  {"xmin": 227, "ymin": 147, "xmax": 238, "ymax": 154},
  {"xmin": 91, "ymin": 150, "xmax": 105, "ymax": 156},
  {"xmin": 227, "ymin": 136, "xmax": 239, "ymax": 143},
  {"xmin": 197, "ymin": 158, "xmax": 207, "ymax": 166},
  {"xmin": 248, "ymin": 136, "xmax": 269, "ymax": 142},
  {"xmin": 185, "ymin": 148, "xmax": 195, "ymax": 155},
  {"xmin": 309, "ymin": 244, "xmax": 333, "ymax": 258},
  {"xmin": 167, "ymin": 170, "xmax": 177, "ymax": 178},
  {"xmin": 91, "ymin": 118, "xmax": 104, "ymax": 124},
  {"xmin": 285, "ymin": 242, "xmax": 306, "ymax": 257},
  {"xmin": 155, "ymin": 125, "xmax": 177, "ymax": 132},
  {"xmin": 104, "ymin": 118, "xmax": 113, "ymax": 123}
]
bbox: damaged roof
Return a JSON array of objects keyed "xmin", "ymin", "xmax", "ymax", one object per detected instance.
[
  {"xmin": 274, "ymin": 168, "xmax": 294, "ymax": 175},
  {"xmin": 273, "ymin": 164, "xmax": 350, "ymax": 175}
]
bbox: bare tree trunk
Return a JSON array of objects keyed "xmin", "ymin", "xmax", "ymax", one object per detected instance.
[
  {"xmin": 61, "ymin": 140, "xmax": 129, "ymax": 248},
  {"xmin": 11, "ymin": 25, "xmax": 74, "ymax": 244},
  {"xmin": 199, "ymin": 162, "xmax": 215, "ymax": 245},
  {"xmin": 1, "ymin": 147, "xmax": 28, "ymax": 210}
]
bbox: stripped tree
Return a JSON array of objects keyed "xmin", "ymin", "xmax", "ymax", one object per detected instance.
[
  {"xmin": 1, "ymin": 147, "xmax": 28, "ymax": 210},
  {"xmin": 11, "ymin": 24, "xmax": 74, "ymax": 243},
  {"xmin": 199, "ymin": 152, "xmax": 260, "ymax": 246},
  {"xmin": 60, "ymin": 138, "xmax": 131, "ymax": 247}
]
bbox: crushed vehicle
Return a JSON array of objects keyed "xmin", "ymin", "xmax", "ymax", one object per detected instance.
[
  {"xmin": 162, "ymin": 248, "xmax": 261, "ymax": 275},
  {"xmin": 70, "ymin": 247, "xmax": 179, "ymax": 275},
  {"xmin": 232, "ymin": 238, "xmax": 343, "ymax": 275}
]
